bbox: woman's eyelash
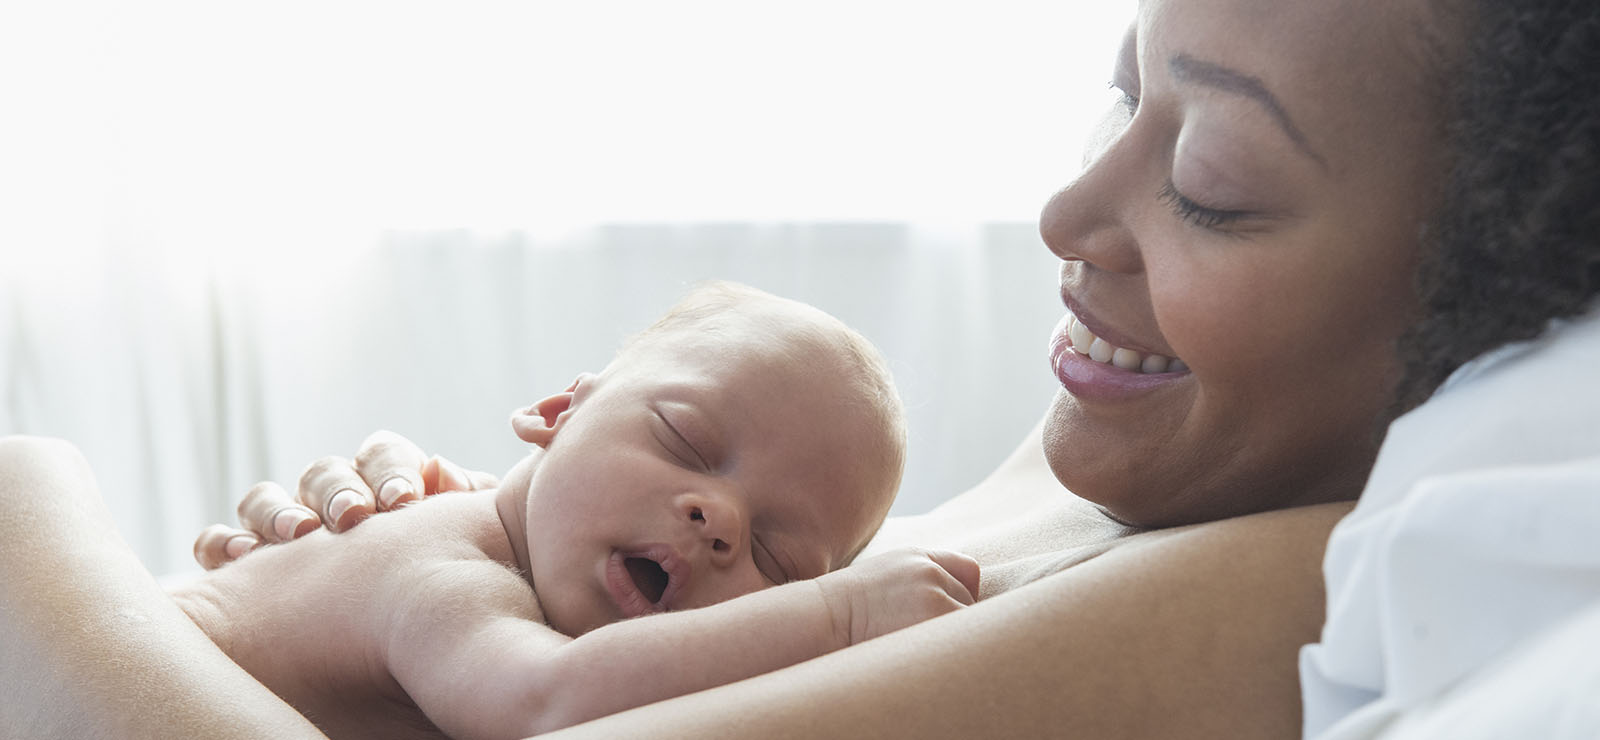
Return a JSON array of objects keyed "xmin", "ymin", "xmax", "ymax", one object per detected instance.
[
  {"xmin": 1158, "ymin": 181, "xmax": 1248, "ymax": 230},
  {"xmin": 1108, "ymin": 81, "xmax": 1139, "ymax": 113}
]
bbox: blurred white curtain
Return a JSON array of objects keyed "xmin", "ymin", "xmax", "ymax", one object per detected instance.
[
  {"xmin": 1, "ymin": 226, "xmax": 1062, "ymax": 575},
  {"xmin": 0, "ymin": 0, "xmax": 1131, "ymax": 575}
]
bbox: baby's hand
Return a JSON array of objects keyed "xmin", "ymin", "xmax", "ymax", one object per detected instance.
[{"xmin": 815, "ymin": 547, "xmax": 980, "ymax": 646}]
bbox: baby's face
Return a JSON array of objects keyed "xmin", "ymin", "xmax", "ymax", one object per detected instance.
[{"xmin": 521, "ymin": 306, "xmax": 898, "ymax": 636}]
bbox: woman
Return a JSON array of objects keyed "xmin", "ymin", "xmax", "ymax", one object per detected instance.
[
  {"xmin": 4, "ymin": 0, "xmax": 1595, "ymax": 737},
  {"xmin": 191, "ymin": 0, "xmax": 1443, "ymax": 735}
]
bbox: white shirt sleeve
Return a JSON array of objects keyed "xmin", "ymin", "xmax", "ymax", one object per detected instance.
[{"xmin": 1299, "ymin": 305, "xmax": 1600, "ymax": 740}]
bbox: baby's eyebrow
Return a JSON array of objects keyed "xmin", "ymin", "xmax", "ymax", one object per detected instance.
[{"xmin": 1168, "ymin": 53, "xmax": 1329, "ymax": 171}]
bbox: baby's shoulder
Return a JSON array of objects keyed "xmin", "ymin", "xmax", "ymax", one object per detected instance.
[
  {"xmin": 383, "ymin": 551, "xmax": 545, "ymax": 634},
  {"xmin": 352, "ymin": 492, "xmax": 546, "ymax": 632}
]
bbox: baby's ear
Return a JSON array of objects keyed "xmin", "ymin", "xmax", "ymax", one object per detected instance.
[{"xmin": 510, "ymin": 374, "xmax": 593, "ymax": 448}]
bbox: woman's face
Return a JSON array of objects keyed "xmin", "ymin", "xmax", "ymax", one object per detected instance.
[{"xmin": 1041, "ymin": 0, "xmax": 1448, "ymax": 527}]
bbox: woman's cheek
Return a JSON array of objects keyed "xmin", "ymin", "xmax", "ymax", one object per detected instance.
[{"xmin": 1150, "ymin": 267, "xmax": 1255, "ymax": 377}]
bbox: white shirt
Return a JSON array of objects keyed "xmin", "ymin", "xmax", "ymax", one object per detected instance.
[{"xmin": 1299, "ymin": 305, "xmax": 1600, "ymax": 739}]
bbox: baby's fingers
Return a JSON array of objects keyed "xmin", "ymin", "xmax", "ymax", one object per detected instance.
[
  {"xmin": 193, "ymin": 524, "xmax": 259, "ymax": 569},
  {"xmin": 298, "ymin": 456, "xmax": 376, "ymax": 533},
  {"xmin": 924, "ymin": 549, "xmax": 981, "ymax": 605},
  {"xmin": 236, "ymin": 480, "xmax": 321, "ymax": 543},
  {"xmin": 353, "ymin": 430, "xmax": 427, "ymax": 509}
]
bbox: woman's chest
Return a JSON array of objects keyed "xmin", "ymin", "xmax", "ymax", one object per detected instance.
[
  {"xmin": 952, "ymin": 499, "xmax": 1140, "ymax": 598},
  {"xmin": 873, "ymin": 494, "xmax": 1141, "ymax": 599}
]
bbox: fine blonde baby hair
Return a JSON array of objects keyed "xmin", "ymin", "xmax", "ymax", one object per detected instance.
[{"xmin": 624, "ymin": 281, "xmax": 907, "ymax": 559}]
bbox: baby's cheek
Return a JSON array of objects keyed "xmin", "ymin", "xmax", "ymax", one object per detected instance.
[{"xmin": 681, "ymin": 570, "xmax": 772, "ymax": 611}]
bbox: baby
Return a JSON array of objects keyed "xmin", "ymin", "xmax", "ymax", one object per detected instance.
[{"xmin": 169, "ymin": 281, "xmax": 979, "ymax": 740}]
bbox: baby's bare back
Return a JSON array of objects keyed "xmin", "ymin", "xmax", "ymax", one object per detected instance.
[{"xmin": 170, "ymin": 491, "xmax": 523, "ymax": 740}]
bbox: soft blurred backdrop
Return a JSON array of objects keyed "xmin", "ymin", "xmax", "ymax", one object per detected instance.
[{"xmin": 1, "ymin": 0, "xmax": 1134, "ymax": 575}]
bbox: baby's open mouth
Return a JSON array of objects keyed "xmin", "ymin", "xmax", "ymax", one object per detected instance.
[
  {"xmin": 625, "ymin": 556, "xmax": 669, "ymax": 604},
  {"xmin": 607, "ymin": 546, "xmax": 687, "ymax": 617}
]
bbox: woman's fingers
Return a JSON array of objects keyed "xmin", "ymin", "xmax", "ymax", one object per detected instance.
[
  {"xmin": 353, "ymin": 430, "xmax": 427, "ymax": 509},
  {"xmin": 204, "ymin": 432, "xmax": 489, "ymax": 565},
  {"xmin": 297, "ymin": 456, "xmax": 376, "ymax": 533},
  {"xmin": 423, "ymin": 453, "xmax": 501, "ymax": 494},
  {"xmin": 196, "ymin": 431, "xmax": 476, "ymax": 569},
  {"xmin": 197, "ymin": 481, "xmax": 317, "ymax": 569},
  {"xmin": 193, "ymin": 524, "xmax": 260, "ymax": 570},
  {"xmin": 236, "ymin": 481, "xmax": 321, "ymax": 543}
]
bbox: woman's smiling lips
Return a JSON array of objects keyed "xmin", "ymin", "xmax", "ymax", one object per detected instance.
[
  {"xmin": 605, "ymin": 545, "xmax": 688, "ymax": 619},
  {"xmin": 1049, "ymin": 312, "xmax": 1192, "ymax": 400}
]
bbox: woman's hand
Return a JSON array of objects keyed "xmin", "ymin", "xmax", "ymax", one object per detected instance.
[{"xmin": 193, "ymin": 430, "xmax": 499, "ymax": 569}]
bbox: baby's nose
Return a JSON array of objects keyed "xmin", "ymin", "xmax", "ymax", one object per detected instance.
[{"xmin": 677, "ymin": 492, "xmax": 746, "ymax": 567}]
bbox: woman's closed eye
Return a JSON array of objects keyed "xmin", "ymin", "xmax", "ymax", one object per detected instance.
[
  {"xmin": 1110, "ymin": 23, "xmax": 1141, "ymax": 115},
  {"xmin": 1158, "ymin": 180, "xmax": 1254, "ymax": 232},
  {"xmin": 1111, "ymin": 81, "xmax": 1140, "ymax": 116}
]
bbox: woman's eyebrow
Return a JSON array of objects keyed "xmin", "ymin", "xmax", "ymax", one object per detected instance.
[{"xmin": 1168, "ymin": 53, "xmax": 1328, "ymax": 170}]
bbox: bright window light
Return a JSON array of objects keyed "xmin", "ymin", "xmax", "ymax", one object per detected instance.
[{"xmin": 3, "ymin": 1, "xmax": 1134, "ymax": 244}]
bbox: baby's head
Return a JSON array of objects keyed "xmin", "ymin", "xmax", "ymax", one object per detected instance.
[{"xmin": 509, "ymin": 282, "xmax": 905, "ymax": 636}]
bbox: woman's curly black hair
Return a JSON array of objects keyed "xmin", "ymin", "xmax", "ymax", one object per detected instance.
[{"xmin": 1393, "ymin": 0, "xmax": 1600, "ymax": 412}]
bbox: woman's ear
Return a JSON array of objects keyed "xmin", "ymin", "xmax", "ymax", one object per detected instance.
[{"xmin": 510, "ymin": 374, "xmax": 593, "ymax": 448}]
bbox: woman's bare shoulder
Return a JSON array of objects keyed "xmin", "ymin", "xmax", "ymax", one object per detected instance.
[{"xmin": 546, "ymin": 499, "xmax": 1357, "ymax": 740}]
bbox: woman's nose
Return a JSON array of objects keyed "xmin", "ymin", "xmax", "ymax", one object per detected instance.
[
  {"xmin": 1039, "ymin": 119, "xmax": 1145, "ymax": 275},
  {"xmin": 678, "ymin": 493, "xmax": 746, "ymax": 568}
]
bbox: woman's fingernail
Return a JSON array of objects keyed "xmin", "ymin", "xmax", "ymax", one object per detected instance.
[
  {"xmin": 272, "ymin": 509, "xmax": 315, "ymax": 541},
  {"xmin": 378, "ymin": 477, "xmax": 417, "ymax": 509},
  {"xmin": 326, "ymin": 489, "xmax": 364, "ymax": 527},
  {"xmin": 224, "ymin": 534, "xmax": 259, "ymax": 559}
]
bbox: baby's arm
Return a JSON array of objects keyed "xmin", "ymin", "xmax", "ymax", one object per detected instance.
[{"xmin": 390, "ymin": 548, "xmax": 977, "ymax": 739}]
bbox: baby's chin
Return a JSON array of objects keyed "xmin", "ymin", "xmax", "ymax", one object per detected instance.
[{"xmin": 528, "ymin": 566, "xmax": 612, "ymax": 637}]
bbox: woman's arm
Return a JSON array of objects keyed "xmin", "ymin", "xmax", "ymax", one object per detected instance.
[
  {"xmin": 0, "ymin": 436, "xmax": 325, "ymax": 739},
  {"xmin": 541, "ymin": 500, "xmax": 1352, "ymax": 740},
  {"xmin": 393, "ymin": 547, "xmax": 977, "ymax": 737}
]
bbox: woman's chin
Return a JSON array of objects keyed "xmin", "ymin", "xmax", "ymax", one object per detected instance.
[
  {"xmin": 1041, "ymin": 447, "xmax": 1207, "ymax": 529},
  {"xmin": 1076, "ymin": 487, "xmax": 1178, "ymax": 530},
  {"xmin": 1042, "ymin": 403, "xmax": 1175, "ymax": 527},
  {"xmin": 1042, "ymin": 390, "xmax": 1260, "ymax": 529}
]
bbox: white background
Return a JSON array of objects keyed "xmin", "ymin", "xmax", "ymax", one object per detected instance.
[{"xmin": 1, "ymin": 1, "xmax": 1135, "ymax": 575}]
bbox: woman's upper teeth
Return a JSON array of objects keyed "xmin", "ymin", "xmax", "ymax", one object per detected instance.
[{"xmin": 1068, "ymin": 315, "xmax": 1186, "ymax": 374}]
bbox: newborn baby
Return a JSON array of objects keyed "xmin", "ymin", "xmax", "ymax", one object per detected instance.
[{"xmin": 171, "ymin": 282, "xmax": 979, "ymax": 739}]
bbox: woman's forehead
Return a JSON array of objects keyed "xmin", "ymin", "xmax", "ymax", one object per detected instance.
[{"xmin": 1139, "ymin": 0, "xmax": 1452, "ymax": 173}]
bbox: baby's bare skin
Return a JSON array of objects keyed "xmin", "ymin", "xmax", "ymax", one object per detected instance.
[
  {"xmin": 173, "ymin": 475, "xmax": 976, "ymax": 739},
  {"xmin": 168, "ymin": 288, "xmax": 982, "ymax": 738},
  {"xmin": 172, "ymin": 491, "xmax": 518, "ymax": 740}
]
